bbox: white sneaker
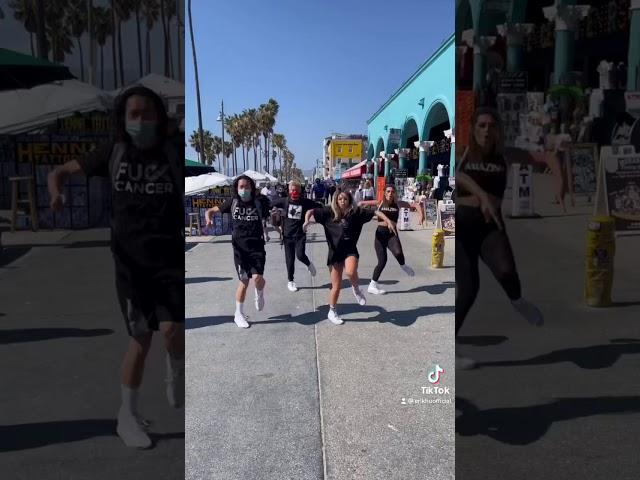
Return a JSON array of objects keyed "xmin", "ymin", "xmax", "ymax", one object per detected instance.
[
  {"xmin": 352, "ymin": 286, "xmax": 366, "ymax": 306},
  {"xmin": 512, "ymin": 298, "xmax": 544, "ymax": 326},
  {"xmin": 367, "ymin": 280, "xmax": 386, "ymax": 295},
  {"xmin": 307, "ymin": 262, "xmax": 317, "ymax": 277},
  {"xmin": 165, "ymin": 354, "xmax": 185, "ymax": 408},
  {"xmin": 456, "ymin": 353, "xmax": 476, "ymax": 370},
  {"xmin": 401, "ymin": 264, "xmax": 415, "ymax": 277},
  {"xmin": 116, "ymin": 408, "xmax": 152, "ymax": 449},
  {"xmin": 255, "ymin": 288, "xmax": 265, "ymax": 311},
  {"xmin": 328, "ymin": 308, "xmax": 344, "ymax": 325},
  {"xmin": 287, "ymin": 281, "xmax": 298, "ymax": 292},
  {"xmin": 234, "ymin": 311, "xmax": 250, "ymax": 328}
]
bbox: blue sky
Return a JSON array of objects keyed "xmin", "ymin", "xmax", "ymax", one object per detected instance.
[{"xmin": 185, "ymin": 0, "xmax": 454, "ymax": 170}]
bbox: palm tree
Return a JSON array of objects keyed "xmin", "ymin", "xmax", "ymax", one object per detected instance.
[
  {"xmin": 130, "ymin": 0, "xmax": 144, "ymax": 77},
  {"xmin": 8, "ymin": 0, "xmax": 38, "ymax": 56},
  {"xmin": 45, "ymin": 1, "xmax": 73, "ymax": 63},
  {"xmin": 110, "ymin": 0, "xmax": 117, "ymax": 87},
  {"xmin": 93, "ymin": 6, "xmax": 112, "ymax": 89},
  {"xmin": 189, "ymin": 129, "xmax": 214, "ymax": 165},
  {"xmin": 174, "ymin": 0, "xmax": 182, "ymax": 81},
  {"xmin": 142, "ymin": 0, "xmax": 159, "ymax": 75},
  {"xmin": 225, "ymin": 114, "xmax": 243, "ymax": 176},
  {"xmin": 188, "ymin": 0, "xmax": 205, "ymax": 163},
  {"xmin": 159, "ymin": 0, "xmax": 169, "ymax": 77},
  {"xmin": 164, "ymin": 0, "xmax": 176, "ymax": 78},
  {"xmin": 223, "ymin": 141, "xmax": 234, "ymax": 176},
  {"xmin": 272, "ymin": 133, "xmax": 286, "ymax": 180},
  {"xmin": 68, "ymin": 0, "xmax": 88, "ymax": 82},
  {"xmin": 258, "ymin": 98, "xmax": 279, "ymax": 172},
  {"xmin": 114, "ymin": 0, "xmax": 132, "ymax": 86}
]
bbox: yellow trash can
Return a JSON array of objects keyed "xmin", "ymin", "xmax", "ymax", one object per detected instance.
[
  {"xmin": 431, "ymin": 228, "xmax": 445, "ymax": 268},
  {"xmin": 585, "ymin": 215, "xmax": 615, "ymax": 307}
]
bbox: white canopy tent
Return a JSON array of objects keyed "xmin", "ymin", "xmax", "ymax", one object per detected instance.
[
  {"xmin": 185, "ymin": 172, "xmax": 233, "ymax": 196},
  {"xmin": 0, "ymin": 79, "xmax": 113, "ymax": 134},
  {"xmin": 239, "ymin": 170, "xmax": 270, "ymax": 183},
  {"xmin": 112, "ymin": 73, "xmax": 184, "ymax": 100}
]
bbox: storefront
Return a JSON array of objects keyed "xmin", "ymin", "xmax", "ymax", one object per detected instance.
[{"xmin": 366, "ymin": 34, "xmax": 455, "ymax": 200}]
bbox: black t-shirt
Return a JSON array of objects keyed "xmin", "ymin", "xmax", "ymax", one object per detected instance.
[
  {"xmin": 313, "ymin": 206, "xmax": 375, "ymax": 263},
  {"xmin": 219, "ymin": 195, "xmax": 270, "ymax": 250},
  {"xmin": 271, "ymin": 197, "xmax": 321, "ymax": 238},
  {"xmin": 78, "ymin": 142, "xmax": 182, "ymax": 269},
  {"xmin": 377, "ymin": 202, "xmax": 400, "ymax": 223}
]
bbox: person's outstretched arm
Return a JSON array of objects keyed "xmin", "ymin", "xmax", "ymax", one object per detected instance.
[
  {"xmin": 372, "ymin": 210, "xmax": 397, "ymax": 235},
  {"xmin": 47, "ymin": 160, "xmax": 84, "ymax": 212}
]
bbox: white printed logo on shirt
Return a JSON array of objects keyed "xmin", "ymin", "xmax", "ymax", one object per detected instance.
[{"xmin": 288, "ymin": 204, "xmax": 303, "ymax": 220}]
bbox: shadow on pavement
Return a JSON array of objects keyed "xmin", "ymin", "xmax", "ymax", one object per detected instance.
[
  {"xmin": 0, "ymin": 246, "xmax": 31, "ymax": 267},
  {"xmin": 456, "ymin": 396, "xmax": 640, "ymax": 445},
  {"xmin": 392, "ymin": 281, "xmax": 455, "ymax": 295},
  {"xmin": 299, "ymin": 279, "xmax": 400, "ymax": 290},
  {"xmin": 473, "ymin": 341, "xmax": 640, "ymax": 370},
  {"xmin": 609, "ymin": 300, "xmax": 640, "ymax": 308},
  {"xmin": 186, "ymin": 316, "xmax": 233, "ymax": 330},
  {"xmin": 0, "ymin": 420, "xmax": 184, "ymax": 451},
  {"xmin": 263, "ymin": 304, "xmax": 455, "ymax": 327},
  {"xmin": 457, "ymin": 335, "xmax": 509, "ymax": 346},
  {"xmin": 0, "ymin": 328, "xmax": 114, "ymax": 345},
  {"xmin": 185, "ymin": 276, "xmax": 233, "ymax": 284}
]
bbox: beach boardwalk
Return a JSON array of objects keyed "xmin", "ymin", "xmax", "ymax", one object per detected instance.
[{"xmin": 185, "ymin": 220, "xmax": 455, "ymax": 480}]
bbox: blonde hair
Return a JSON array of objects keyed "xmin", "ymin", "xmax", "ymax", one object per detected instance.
[
  {"xmin": 289, "ymin": 180, "xmax": 301, "ymax": 190},
  {"xmin": 330, "ymin": 189, "xmax": 354, "ymax": 221}
]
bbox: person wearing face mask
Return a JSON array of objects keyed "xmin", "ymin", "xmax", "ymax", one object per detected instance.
[
  {"xmin": 359, "ymin": 184, "xmax": 415, "ymax": 294},
  {"xmin": 270, "ymin": 180, "xmax": 322, "ymax": 292},
  {"xmin": 456, "ymin": 107, "xmax": 544, "ymax": 369},
  {"xmin": 303, "ymin": 190, "xmax": 396, "ymax": 325},
  {"xmin": 205, "ymin": 175, "xmax": 271, "ymax": 329},
  {"xmin": 47, "ymin": 86, "xmax": 185, "ymax": 449}
]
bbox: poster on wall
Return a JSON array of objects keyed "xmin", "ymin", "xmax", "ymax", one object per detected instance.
[
  {"xmin": 425, "ymin": 199, "xmax": 437, "ymax": 225},
  {"xmin": 497, "ymin": 93, "xmax": 528, "ymax": 147},
  {"xmin": 439, "ymin": 200, "xmax": 455, "ymax": 233},
  {"xmin": 569, "ymin": 143, "xmax": 598, "ymax": 196},
  {"xmin": 601, "ymin": 145, "xmax": 640, "ymax": 233}
]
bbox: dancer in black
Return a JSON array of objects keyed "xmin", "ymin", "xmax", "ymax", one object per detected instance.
[
  {"xmin": 456, "ymin": 107, "xmax": 543, "ymax": 368},
  {"xmin": 205, "ymin": 175, "xmax": 270, "ymax": 329},
  {"xmin": 360, "ymin": 184, "xmax": 415, "ymax": 294},
  {"xmin": 270, "ymin": 180, "xmax": 322, "ymax": 291},
  {"xmin": 303, "ymin": 189, "xmax": 396, "ymax": 324},
  {"xmin": 48, "ymin": 86, "xmax": 185, "ymax": 449}
]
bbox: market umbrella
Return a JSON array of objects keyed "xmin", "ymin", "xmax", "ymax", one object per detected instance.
[
  {"xmin": 548, "ymin": 84, "xmax": 584, "ymax": 102},
  {"xmin": 185, "ymin": 158, "xmax": 217, "ymax": 177},
  {"xmin": 0, "ymin": 48, "xmax": 75, "ymax": 91},
  {"xmin": 185, "ymin": 172, "xmax": 232, "ymax": 195}
]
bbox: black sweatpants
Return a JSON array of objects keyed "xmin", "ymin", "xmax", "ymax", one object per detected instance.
[
  {"xmin": 372, "ymin": 226, "xmax": 405, "ymax": 281},
  {"xmin": 456, "ymin": 206, "xmax": 521, "ymax": 336},
  {"xmin": 284, "ymin": 235, "xmax": 310, "ymax": 281}
]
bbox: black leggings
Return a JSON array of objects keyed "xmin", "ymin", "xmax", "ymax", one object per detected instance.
[
  {"xmin": 372, "ymin": 227, "xmax": 405, "ymax": 281},
  {"xmin": 456, "ymin": 206, "xmax": 521, "ymax": 336},
  {"xmin": 284, "ymin": 235, "xmax": 310, "ymax": 281}
]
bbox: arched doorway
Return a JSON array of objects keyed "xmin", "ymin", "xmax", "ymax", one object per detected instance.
[
  {"xmin": 423, "ymin": 102, "xmax": 451, "ymax": 177},
  {"xmin": 401, "ymin": 117, "xmax": 420, "ymax": 177}
]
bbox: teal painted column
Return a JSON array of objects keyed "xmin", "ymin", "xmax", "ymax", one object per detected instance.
[
  {"xmin": 472, "ymin": 36, "xmax": 496, "ymax": 92},
  {"xmin": 498, "ymin": 23, "xmax": 533, "ymax": 73},
  {"xmin": 418, "ymin": 147, "xmax": 428, "ymax": 175},
  {"xmin": 399, "ymin": 148, "xmax": 409, "ymax": 170},
  {"xmin": 628, "ymin": 1, "xmax": 640, "ymax": 91},
  {"xmin": 507, "ymin": 44, "xmax": 524, "ymax": 72},
  {"xmin": 373, "ymin": 157, "xmax": 379, "ymax": 189},
  {"xmin": 449, "ymin": 143, "xmax": 456, "ymax": 177},
  {"xmin": 384, "ymin": 154, "xmax": 392, "ymax": 180},
  {"xmin": 543, "ymin": 4, "xmax": 590, "ymax": 85}
]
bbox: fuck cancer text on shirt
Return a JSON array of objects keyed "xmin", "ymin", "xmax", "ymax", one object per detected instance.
[{"xmin": 113, "ymin": 161, "xmax": 174, "ymax": 195}]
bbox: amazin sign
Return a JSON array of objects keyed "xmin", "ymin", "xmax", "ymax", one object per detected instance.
[{"xmin": 14, "ymin": 134, "xmax": 107, "ymax": 164}]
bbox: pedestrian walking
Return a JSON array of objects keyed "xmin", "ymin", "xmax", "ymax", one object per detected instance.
[
  {"xmin": 205, "ymin": 175, "xmax": 271, "ymax": 329},
  {"xmin": 456, "ymin": 107, "xmax": 544, "ymax": 368},
  {"xmin": 47, "ymin": 86, "xmax": 185, "ymax": 449},
  {"xmin": 303, "ymin": 190, "xmax": 396, "ymax": 325}
]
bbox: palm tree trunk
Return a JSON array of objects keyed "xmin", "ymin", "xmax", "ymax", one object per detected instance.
[
  {"xmin": 146, "ymin": 30, "xmax": 151, "ymax": 74},
  {"xmin": 111, "ymin": 1, "xmax": 117, "ymax": 87},
  {"xmin": 35, "ymin": 0, "xmax": 47, "ymax": 60},
  {"xmin": 77, "ymin": 37, "xmax": 85, "ymax": 81},
  {"xmin": 188, "ymin": 0, "xmax": 205, "ymax": 163},
  {"xmin": 30, "ymin": 34, "xmax": 35, "ymax": 56},
  {"xmin": 135, "ymin": 8, "xmax": 143, "ymax": 78},
  {"xmin": 117, "ymin": 20, "xmax": 124, "ymax": 85},
  {"xmin": 160, "ymin": 0, "xmax": 169, "ymax": 77},
  {"xmin": 175, "ymin": 0, "xmax": 181, "ymax": 81},
  {"xmin": 100, "ymin": 44, "xmax": 104, "ymax": 88},
  {"xmin": 167, "ymin": 13, "xmax": 173, "ymax": 78}
]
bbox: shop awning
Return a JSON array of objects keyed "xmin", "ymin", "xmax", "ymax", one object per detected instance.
[{"xmin": 340, "ymin": 160, "xmax": 367, "ymax": 179}]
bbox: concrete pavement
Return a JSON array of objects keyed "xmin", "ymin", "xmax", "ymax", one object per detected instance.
[
  {"xmin": 185, "ymin": 220, "xmax": 456, "ymax": 480},
  {"xmin": 455, "ymin": 173, "xmax": 640, "ymax": 479},
  {"xmin": 0, "ymin": 228, "xmax": 184, "ymax": 480}
]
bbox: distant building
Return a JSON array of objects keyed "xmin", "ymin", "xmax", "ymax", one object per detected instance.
[{"xmin": 322, "ymin": 134, "xmax": 368, "ymax": 180}]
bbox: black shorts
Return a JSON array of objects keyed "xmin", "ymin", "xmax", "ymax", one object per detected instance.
[
  {"xmin": 114, "ymin": 255, "xmax": 184, "ymax": 337},
  {"xmin": 327, "ymin": 241, "xmax": 359, "ymax": 266},
  {"xmin": 232, "ymin": 242, "xmax": 266, "ymax": 280}
]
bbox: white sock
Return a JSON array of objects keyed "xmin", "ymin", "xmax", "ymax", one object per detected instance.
[
  {"xmin": 235, "ymin": 301, "xmax": 244, "ymax": 315},
  {"xmin": 329, "ymin": 304, "xmax": 336, "ymax": 311},
  {"xmin": 121, "ymin": 385, "xmax": 139, "ymax": 416}
]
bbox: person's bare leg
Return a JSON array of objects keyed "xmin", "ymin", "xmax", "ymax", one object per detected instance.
[
  {"xmin": 345, "ymin": 256, "xmax": 366, "ymax": 305},
  {"xmin": 122, "ymin": 332, "xmax": 153, "ymax": 388},
  {"xmin": 234, "ymin": 279, "xmax": 251, "ymax": 327},
  {"xmin": 160, "ymin": 318, "xmax": 185, "ymax": 408},
  {"xmin": 253, "ymin": 274, "xmax": 266, "ymax": 311},
  {"xmin": 328, "ymin": 264, "xmax": 344, "ymax": 324}
]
